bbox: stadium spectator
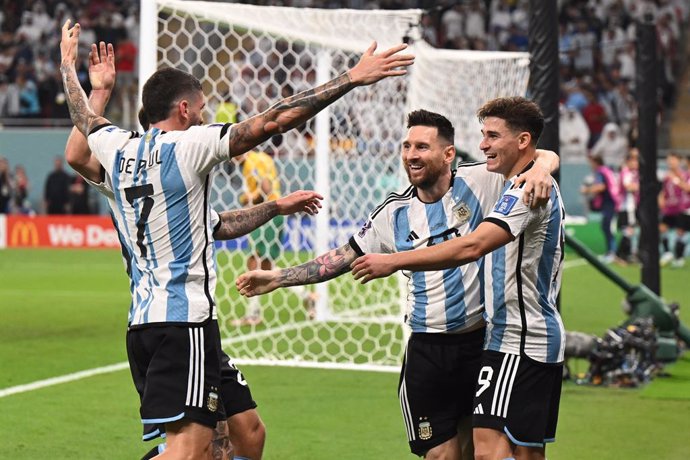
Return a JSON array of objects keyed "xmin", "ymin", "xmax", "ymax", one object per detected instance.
[
  {"xmin": 68, "ymin": 174, "xmax": 92, "ymax": 214},
  {"xmin": 581, "ymin": 89, "xmax": 608, "ymax": 148},
  {"xmin": 233, "ymin": 146, "xmax": 317, "ymax": 326},
  {"xmin": 581, "ymin": 154, "xmax": 620, "ymax": 263},
  {"xmin": 348, "ymin": 97, "xmax": 565, "ymax": 460},
  {"xmin": 590, "ymin": 122, "xmax": 629, "ymax": 169},
  {"xmin": 0, "ymin": 156, "xmax": 11, "ymax": 213},
  {"xmin": 43, "ymin": 156, "xmax": 72, "ymax": 214},
  {"xmin": 559, "ymin": 103, "xmax": 590, "ymax": 162},
  {"xmin": 616, "ymin": 149, "xmax": 640, "ymax": 264},
  {"xmin": 60, "ymin": 17, "xmax": 413, "ymax": 459},
  {"xmin": 659, "ymin": 152, "xmax": 690, "ymax": 268},
  {"xmin": 12, "ymin": 164, "xmax": 32, "ymax": 215},
  {"xmin": 237, "ymin": 108, "xmax": 560, "ymax": 460}
]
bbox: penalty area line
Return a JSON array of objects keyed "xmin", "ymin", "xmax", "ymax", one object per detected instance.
[{"xmin": 0, "ymin": 362, "xmax": 129, "ymax": 399}]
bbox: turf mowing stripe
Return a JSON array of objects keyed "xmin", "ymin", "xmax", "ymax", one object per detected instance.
[
  {"xmin": 0, "ymin": 257, "xmax": 589, "ymax": 399},
  {"xmin": 0, "ymin": 362, "xmax": 129, "ymax": 398}
]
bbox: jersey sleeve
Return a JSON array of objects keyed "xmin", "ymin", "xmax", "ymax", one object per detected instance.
[
  {"xmin": 87, "ymin": 124, "xmax": 138, "ymax": 168},
  {"xmin": 82, "ymin": 174, "xmax": 115, "ymax": 199},
  {"xmin": 350, "ymin": 207, "xmax": 394, "ymax": 256},
  {"xmin": 484, "ymin": 186, "xmax": 536, "ymax": 238},
  {"xmin": 210, "ymin": 210, "xmax": 221, "ymax": 236},
  {"xmin": 177, "ymin": 123, "xmax": 233, "ymax": 175}
]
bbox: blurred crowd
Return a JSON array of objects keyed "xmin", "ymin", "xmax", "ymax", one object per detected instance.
[
  {"xmin": 0, "ymin": 0, "xmax": 139, "ymax": 123},
  {"xmin": 0, "ymin": 154, "xmax": 99, "ymax": 215}
]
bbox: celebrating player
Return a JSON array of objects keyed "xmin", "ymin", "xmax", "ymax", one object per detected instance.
[
  {"xmin": 236, "ymin": 108, "xmax": 559, "ymax": 459},
  {"xmin": 60, "ymin": 17, "xmax": 413, "ymax": 459},
  {"xmin": 350, "ymin": 97, "xmax": 565, "ymax": 460}
]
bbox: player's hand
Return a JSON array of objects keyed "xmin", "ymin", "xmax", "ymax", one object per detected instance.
[
  {"xmin": 60, "ymin": 20, "xmax": 80, "ymax": 66},
  {"xmin": 276, "ymin": 190, "xmax": 323, "ymax": 216},
  {"xmin": 89, "ymin": 42, "xmax": 116, "ymax": 91},
  {"xmin": 513, "ymin": 163, "xmax": 552, "ymax": 208},
  {"xmin": 350, "ymin": 253, "xmax": 397, "ymax": 284},
  {"xmin": 236, "ymin": 270, "xmax": 281, "ymax": 297},
  {"xmin": 348, "ymin": 42, "xmax": 414, "ymax": 86}
]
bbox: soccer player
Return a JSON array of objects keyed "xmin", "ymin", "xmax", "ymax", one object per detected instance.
[
  {"xmin": 64, "ymin": 40, "xmax": 322, "ymax": 460},
  {"xmin": 659, "ymin": 152, "xmax": 690, "ymax": 268},
  {"xmin": 236, "ymin": 108, "xmax": 559, "ymax": 459},
  {"xmin": 350, "ymin": 97, "xmax": 565, "ymax": 460},
  {"xmin": 60, "ymin": 18, "xmax": 413, "ymax": 459},
  {"xmin": 234, "ymin": 148, "xmax": 317, "ymax": 326}
]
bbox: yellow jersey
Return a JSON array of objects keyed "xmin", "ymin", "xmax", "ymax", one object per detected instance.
[{"xmin": 241, "ymin": 150, "xmax": 281, "ymax": 204}]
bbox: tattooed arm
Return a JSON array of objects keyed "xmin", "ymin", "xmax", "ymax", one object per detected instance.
[
  {"xmin": 227, "ymin": 42, "xmax": 414, "ymax": 157},
  {"xmin": 235, "ymin": 243, "xmax": 358, "ymax": 297},
  {"xmin": 60, "ymin": 20, "xmax": 109, "ymax": 138},
  {"xmin": 214, "ymin": 190, "xmax": 322, "ymax": 240}
]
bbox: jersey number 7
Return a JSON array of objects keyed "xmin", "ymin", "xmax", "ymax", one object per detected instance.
[{"xmin": 125, "ymin": 184, "xmax": 155, "ymax": 258}]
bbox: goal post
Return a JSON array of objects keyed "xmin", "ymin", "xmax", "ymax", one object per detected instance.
[{"xmin": 143, "ymin": 1, "xmax": 530, "ymax": 371}]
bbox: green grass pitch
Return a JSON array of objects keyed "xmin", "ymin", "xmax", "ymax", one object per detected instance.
[{"xmin": 1, "ymin": 244, "xmax": 689, "ymax": 459}]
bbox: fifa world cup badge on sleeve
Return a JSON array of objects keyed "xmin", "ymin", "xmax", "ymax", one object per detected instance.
[
  {"xmin": 358, "ymin": 219, "xmax": 373, "ymax": 238},
  {"xmin": 494, "ymin": 195, "xmax": 518, "ymax": 216}
]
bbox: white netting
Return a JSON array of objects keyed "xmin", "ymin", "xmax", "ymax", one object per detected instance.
[{"xmin": 150, "ymin": 1, "xmax": 530, "ymax": 370}]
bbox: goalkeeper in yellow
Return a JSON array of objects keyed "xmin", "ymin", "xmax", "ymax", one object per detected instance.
[{"xmin": 236, "ymin": 149, "xmax": 316, "ymax": 325}]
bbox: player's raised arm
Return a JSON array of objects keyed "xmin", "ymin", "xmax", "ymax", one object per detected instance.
[
  {"xmin": 226, "ymin": 42, "xmax": 414, "ymax": 157},
  {"xmin": 236, "ymin": 242, "xmax": 359, "ymax": 297},
  {"xmin": 59, "ymin": 20, "xmax": 109, "ymax": 137},
  {"xmin": 64, "ymin": 41, "xmax": 116, "ymax": 182},
  {"xmin": 214, "ymin": 190, "xmax": 323, "ymax": 240}
]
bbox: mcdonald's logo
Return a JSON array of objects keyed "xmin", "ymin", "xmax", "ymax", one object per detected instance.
[{"xmin": 10, "ymin": 221, "xmax": 39, "ymax": 247}]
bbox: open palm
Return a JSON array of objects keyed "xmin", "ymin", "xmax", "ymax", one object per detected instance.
[{"xmin": 88, "ymin": 42, "xmax": 115, "ymax": 91}]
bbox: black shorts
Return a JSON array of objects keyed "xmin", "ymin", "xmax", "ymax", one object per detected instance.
[
  {"xmin": 399, "ymin": 327, "xmax": 485, "ymax": 456},
  {"xmin": 140, "ymin": 349, "xmax": 258, "ymax": 441},
  {"xmin": 617, "ymin": 210, "xmax": 637, "ymax": 228},
  {"xmin": 661, "ymin": 214, "xmax": 690, "ymax": 231},
  {"xmin": 472, "ymin": 350, "xmax": 562, "ymax": 447},
  {"xmin": 127, "ymin": 321, "xmax": 227, "ymax": 441}
]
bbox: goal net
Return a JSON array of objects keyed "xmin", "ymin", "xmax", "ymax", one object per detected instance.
[{"xmin": 147, "ymin": 0, "xmax": 530, "ymax": 371}]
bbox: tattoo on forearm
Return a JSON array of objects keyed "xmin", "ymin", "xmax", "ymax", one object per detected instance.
[
  {"xmin": 279, "ymin": 244, "xmax": 357, "ymax": 286},
  {"xmin": 211, "ymin": 421, "xmax": 232, "ymax": 460},
  {"xmin": 60, "ymin": 64, "xmax": 98, "ymax": 135},
  {"xmin": 228, "ymin": 73, "xmax": 353, "ymax": 151},
  {"xmin": 216, "ymin": 202, "xmax": 278, "ymax": 240}
]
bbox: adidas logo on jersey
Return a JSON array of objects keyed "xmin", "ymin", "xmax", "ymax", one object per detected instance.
[
  {"xmin": 406, "ymin": 230, "xmax": 419, "ymax": 242},
  {"xmin": 473, "ymin": 403, "xmax": 484, "ymax": 415}
]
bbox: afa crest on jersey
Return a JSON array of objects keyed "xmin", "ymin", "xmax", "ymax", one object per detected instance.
[{"xmin": 452, "ymin": 201, "xmax": 471, "ymax": 225}]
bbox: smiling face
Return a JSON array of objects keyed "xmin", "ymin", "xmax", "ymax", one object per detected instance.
[
  {"xmin": 479, "ymin": 116, "xmax": 531, "ymax": 178},
  {"xmin": 401, "ymin": 125, "xmax": 454, "ymax": 192}
]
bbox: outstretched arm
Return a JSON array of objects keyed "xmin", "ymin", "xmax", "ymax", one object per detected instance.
[
  {"xmin": 236, "ymin": 243, "xmax": 358, "ymax": 297},
  {"xmin": 227, "ymin": 42, "xmax": 414, "ymax": 157},
  {"xmin": 513, "ymin": 149, "xmax": 560, "ymax": 207},
  {"xmin": 351, "ymin": 222, "xmax": 512, "ymax": 284},
  {"xmin": 65, "ymin": 41, "xmax": 116, "ymax": 182},
  {"xmin": 214, "ymin": 190, "xmax": 322, "ymax": 240},
  {"xmin": 60, "ymin": 20, "xmax": 109, "ymax": 137}
]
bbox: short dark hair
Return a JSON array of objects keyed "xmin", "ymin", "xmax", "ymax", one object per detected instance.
[
  {"xmin": 142, "ymin": 67, "xmax": 203, "ymax": 124},
  {"xmin": 477, "ymin": 96, "xmax": 544, "ymax": 145},
  {"xmin": 137, "ymin": 107, "xmax": 149, "ymax": 130},
  {"xmin": 407, "ymin": 109, "xmax": 455, "ymax": 145}
]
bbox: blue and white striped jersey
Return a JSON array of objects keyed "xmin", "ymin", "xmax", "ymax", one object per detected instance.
[
  {"xmin": 351, "ymin": 163, "xmax": 504, "ymax": 333},
  {"xmin": 483, "ymin": 170, "xmax": 566, "ymax": 363},
  {"xmin": 87, "ymin": 123, "xmax": 233, "ymax": 327}
]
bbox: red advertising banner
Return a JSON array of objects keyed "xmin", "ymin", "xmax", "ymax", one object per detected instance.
[{"xmin": 6, "ymin": 216, "xmax": 119, "ymax": 249}]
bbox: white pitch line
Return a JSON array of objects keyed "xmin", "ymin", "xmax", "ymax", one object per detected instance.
[
  {"xmin": 1, "ymin": 257, "xmax": 591, "ymax": 399},
  {"xmin": 0, "ymin": 362, "xmax": 129, "ymax": 399}
]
